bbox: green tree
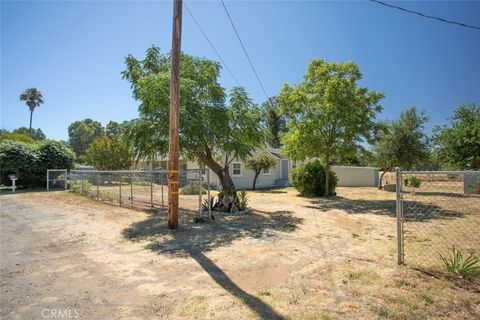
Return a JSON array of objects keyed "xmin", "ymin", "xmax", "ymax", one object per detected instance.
[
  {"xmin": 372, "ymin": 108, "xmax": 431, "ymax": 188},
  {"xmin": 122, "ymin": 46, "xmax": 267, "ymax": 191},
  {"xmin": 85, "ymin": 136, "xmax": 132, "ymax": 170},
  {"xmin": 244, "ymin": 150, "xmax": 277, "ymax": 190},
  {"xmin": 279, "ymin": 59, "xmax": 383, "ymax": 196},
  {"xmin": 68, "ymin": 119, "xmax": 104, "ymax": 157},
  {"xmin": 105, "ymin": 121, "xmax": 123, "ymax": 139},
  {"xmin": 261, "ymin": 96, "xmax": 287, "ymax": 148},
  {"xmin": 13, "ymin": 127, "xmax": 46, "ymax": 140},
  {"xmin": 0, "ymin": 132, "xmax": 36, "ymax": 144},
  {"xmin": 19, "ymin": 88, "xmax": 44, "ymax": 135},
  {"xmin": 433, "ymin": 104, "xmax": 480, "ymax": 170}
]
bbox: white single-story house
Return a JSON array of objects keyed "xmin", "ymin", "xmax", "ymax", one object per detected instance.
[
  {"xmin": 134, "ymin": 147, "xmax": 295, "ymax": 190},
  {"xmin": 134, "ymin": 147, "xmax": 379, "ymax": 190}
]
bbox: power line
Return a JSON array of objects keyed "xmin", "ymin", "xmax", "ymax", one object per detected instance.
[
  {"xmin": 370, "ymin": 0, "xmax": 480, "ymax": 30},
  {"xmin": 184, "ymin": 2, "xmax": 241, "ymax": 86},
  {"xmin": 220, "ymin": 0, "xmax": 270, "ymax": 100}
]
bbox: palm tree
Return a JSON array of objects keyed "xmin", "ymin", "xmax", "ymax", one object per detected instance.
[{"xmin": 19, "ymin": 88, "xmax": 44, "ymax": 136}]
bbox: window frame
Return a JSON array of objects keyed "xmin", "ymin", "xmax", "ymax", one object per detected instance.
[{"xmin": 232, "ymin": 162, "xmax": 243, "ymax": 177}]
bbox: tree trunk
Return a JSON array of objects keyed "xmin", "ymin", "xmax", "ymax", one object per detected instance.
[
  {"xmin": 194, "ymin": 148, "xmax": 235, "ymax": 191},
  {"xmin": 252, "ymin": 171, "xmax": 260, "ymax": 190},
  {"xmin": 378, "ymin": 170, "xmax": 388, "ymax": 190},
  {"xmin": 29, "ymin": 110, "xmax": 33, "ymax": 136}
]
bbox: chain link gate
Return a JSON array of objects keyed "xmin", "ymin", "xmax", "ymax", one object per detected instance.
[{"xmin": 396, "ymin": 168, "xmax": 480, "ymax": 274}]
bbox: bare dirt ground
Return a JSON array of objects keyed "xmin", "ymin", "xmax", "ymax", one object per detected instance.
[{"xmin": 1, "ymin": 187, "xmax": 479, "ymax": 319}]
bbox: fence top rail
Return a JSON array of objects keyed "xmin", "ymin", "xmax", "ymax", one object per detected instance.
[
  {"xmin": 400, "ymin": 170, "xmax": 479, "ymax": 174},
  {"xmin": 69, "ymin": 169, "xmax": 206, "ymax": 174}
]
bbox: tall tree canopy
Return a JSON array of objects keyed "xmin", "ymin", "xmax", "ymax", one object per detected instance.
[
  {"xmin": 13, "ymin": 127, "xmax": 46, "ymax": 140},
  {"xmin": 261, "ymin": 96, "xmax": 287, "ymax": 148},
  {"xmin": 85, "ymin": 136, "xmax": 132, "ymax": 170},
  {"xmin": 434, "ymin": 104, "xmax": 480, "ymax": 170},
  {"xmin": 279, "ymin": 59, "xmax": 383, "ymax": 196},
  {"xmin": 122, "ymin": 46, "xmax": 267, "ymax": 191},
  {"xmin": 372, "ymin": 107, "xmax": 431, "ymax": 188},
  {"xmin": 19, "ymin": 87, "xmax": 44, "ymax": 135},
  {"xmin": 68, "ymin": 119, "xmax": 104, "ymax": 156}
]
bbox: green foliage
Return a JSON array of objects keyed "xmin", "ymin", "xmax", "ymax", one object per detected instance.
[
  {"xmin": 122, "ymin": 46, "xmax": 267, "ymax": 191},
  {"xmin": 19, "ymin": 87, "xmax": 44, "ymax": 133},
  {"xmin": 0, "ymin": 132, "xmax": 36, "ymax": 144},
  {"xmin": 180, "ymin": 182, "xmax": 206, "ymax": 195},
  {"xmin": 372, "ymin": 108, "xmax": 430, "ymax": 171},
  {"xmin": 12, "ymin": 127, "xmax": 46, "ymax": 140},
  {"xmin": 290, "ymin": 160, "xmax": 338, "ymax": 197},
  {"xmin": 434, "ymin": 104, "xmax": 480, "ymax": 170},
  {"xmin": 71, "ymin": 180, "xmax": 92, "ymax": 194},
  {"xmin": 279, "ymin": 59, "xmax": 382, "ymax": 196},
  {"xmin": 440, "ymin": 246, "xmax": 480, "ymax": 278},
  {"xmin": 105, "ymin": 121, "xmax": 124, "ymax": 139},
  {"xmin": 0, "ymin": 140, "xmax": 75, "ymax": 188},
  {"xmin": 85, "ymin": 136, "xmax": 132, "ymax": 170},
  {"xmin": 244, "ymin": 150, "xmax": 277, "ymax": 189},
  {"xmin": 236, "ymin": 190, "xmax": 248, "ymax": 211},
  {"xmin": 261, "ymin": 96, "xmax": 287, "ymax": 148},
  {"xmin": 407, "ymin": 176, "xmax": 421, "ymax": 188},
  {"xmin": 68, "ymin": 118, "xmax": 104, "ymax": 156},
  {"xmin": 0, "ymin": 141, "xmax": 38, "ymax": 187}
]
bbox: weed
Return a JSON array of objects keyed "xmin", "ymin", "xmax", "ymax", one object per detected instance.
[
  {"xmin": 352, "ymin": 233, "xmax": 360, "ymax": 239},
  {"xmin": 420, "ymin": 291, "xmax": 434, "ymax": 304},
  {"xmin": 440, "ymin": 246, "xmax": 480, "ymax": 278},
  {"xmin": 258, "ymin": 289, "xmax": 272, "ymax": 296},
  {"xmin": 373, "ymin": 305, "xmax": 391, "ymax": 319}
]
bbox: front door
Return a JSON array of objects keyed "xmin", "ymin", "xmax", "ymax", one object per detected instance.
[{"xmin": 281, "ymin": 159, "xmax": 289, "ymax": 180}]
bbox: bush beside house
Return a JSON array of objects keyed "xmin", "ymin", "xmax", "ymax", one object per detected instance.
[{"xmin": 290, "ymin": 160, "xmax": 338, "ymax": 196}]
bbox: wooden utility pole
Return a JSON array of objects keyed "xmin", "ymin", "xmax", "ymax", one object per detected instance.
[{"xmin": 168, "ymin": 0, "xmax": 183, "ymax": 229}]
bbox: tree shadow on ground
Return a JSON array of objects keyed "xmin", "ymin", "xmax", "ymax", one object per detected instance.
[
  {"xmin": 305, "ymin": 196, "xmax": 465, "ymax": 222},
  {"xmin": 122, "ymin": 208, "xmax": 302, "ymax": 319}
]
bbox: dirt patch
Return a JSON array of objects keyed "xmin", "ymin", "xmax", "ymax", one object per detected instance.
[{"xmin": 1, "ymin": 188, "xmax": 479, "ymax": 319}]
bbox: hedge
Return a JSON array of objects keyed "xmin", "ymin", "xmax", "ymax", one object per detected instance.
[
  {"xmin": 0, "ymin": 140, "xmax": 75, "ymax": 188},
  {"xmin": 290, "ymin": 160, "xmax": 338, "ymax": 196}
]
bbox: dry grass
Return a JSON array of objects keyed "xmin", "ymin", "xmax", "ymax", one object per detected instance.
[{"xmin": 1, "ymin": 186, "xmax": 479, "ymax": 319}]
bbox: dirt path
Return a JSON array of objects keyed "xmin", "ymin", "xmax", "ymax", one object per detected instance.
[{"xmin": 1, "ymin": 189, "xmax": 478, "ymax": 319}]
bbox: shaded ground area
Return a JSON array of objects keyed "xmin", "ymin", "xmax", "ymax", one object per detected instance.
[{"xmin": 1, "ymin": 188, "xmax": 479, "ymax": 319}]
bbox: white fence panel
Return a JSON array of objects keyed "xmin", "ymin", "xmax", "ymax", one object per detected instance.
[{"xmin": 331, "ymin": 166, "xmax": 379, "ymax": 187}]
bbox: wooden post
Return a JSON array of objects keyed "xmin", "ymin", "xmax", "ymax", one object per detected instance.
[{"xmin": 168, "ymin": 0, "xmax": 183, "ymax": 229}]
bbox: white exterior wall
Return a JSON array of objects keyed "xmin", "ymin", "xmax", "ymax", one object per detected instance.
[{"xmin": 331, "ymin": 166, "xmax": 379, "ymax": 187}]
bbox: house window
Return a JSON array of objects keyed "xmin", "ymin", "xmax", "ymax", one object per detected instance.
[
  {"xmin": 263, "ymin": 167, "xmax": 270, "ymax": 175},
  {"xmin": 180, "ymin": 163, "xmax": 188, "ymax": 172},
  {"xmin": 291, "ymin": 161, "xmax": 297, "ymax": 170},
  {"xmin": 232, "ymin": 162, "xmax": 242, "ymax": 176}
]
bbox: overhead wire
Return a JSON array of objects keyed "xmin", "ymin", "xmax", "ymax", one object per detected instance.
[
  {"xmin": 184, "ymin": 2, "xmax": 241, "ymax": 86},
  {"xmin": 220, "ymin": 0, "xmax": 271, "ymax": 100},
  {"xmin": 370, "ymin": 0, "xmax": 480, "ymax": 30}
]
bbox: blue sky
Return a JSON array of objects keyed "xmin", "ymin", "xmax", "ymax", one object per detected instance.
[{"xmin": 1, "ymin": 1, "xmax": 479, "ymax": 141}]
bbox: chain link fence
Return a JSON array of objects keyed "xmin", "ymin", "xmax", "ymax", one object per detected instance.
[
  {"xmin": 396, "ymin": 169, "xmax": 480, "ymax": 274},
  {"xmin": 47, "ymin": 169, "xmax": 68, "ymax": 190},
  {"xmin": 66, "ymin": 169, "xmax": 211, "ymax": 215}
]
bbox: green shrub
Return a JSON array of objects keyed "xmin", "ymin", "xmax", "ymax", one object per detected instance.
[
  {"xmin": 404, "ymin": 178, "xmax": 409, "ymax": 186},
  {"xmin": 236, "ymin": 190, "xmax": 248, "ymax": 211},
  {"xmin": 290, "ymin": 160, "xmax": 337, "ymax": 196},
  {"xmin": 180, "ymin": 182, "xmax": 206, "ymax": 195},
  {"xmin": 409, "ymin": 176, "xmax": 421, "ymax": 188},
  {"xmin": 0, "ymin": 140, "xmax": 75, "ymax": 188},
  {"xmin": 440, "ymin": 246, "xmax": 480, "ymax": 278},
  {"xmin": 0, "ymin": 141, "xmax": 39, "ymax": 187}
]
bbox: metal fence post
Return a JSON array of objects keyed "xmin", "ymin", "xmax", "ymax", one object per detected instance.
[
  {"xmin": 198, "ymin": 170, "xmax": 202, "ymax": 216},
  {"xmin": 96, "ymin": 173, "xmax": 100, "ymax": 201},
  {"xmin": 64, "ymin": 169, "xmax": 68, "ymax": 190},
  {"xmin": 150, "ymin": 172, "xmax": 154, "ymax": 209},
  {"xmin": 395, "ymin": 167, "xmax": 404, "ymax": 265},
  {"xmin": 207, "ymin": 169, "xmax": 212, "ymax": 219},
  {"xmin": 81, "ymin": 176, "xmax": 84, "ymax": 195},
  {"xmin": 130, "ymin": 174, "xmax": 133, "ymax": 205},
  {"xmin": 119, "ymin": 175, "xmax": 122, "ymax": 207},
  {"xmin": 161, "ymin": 173, "xmax": 164, "ymax": 207}
]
